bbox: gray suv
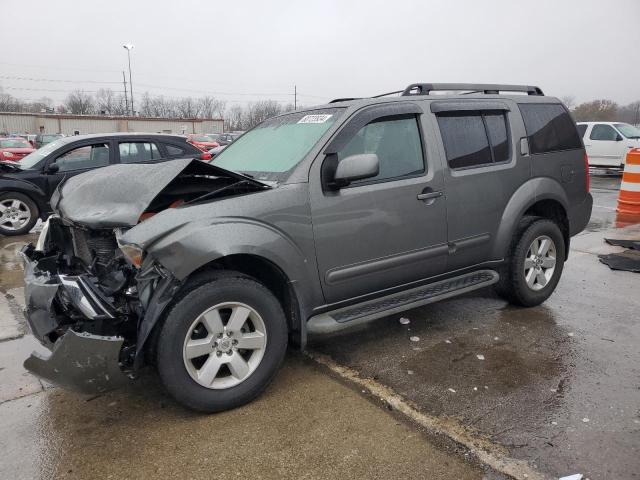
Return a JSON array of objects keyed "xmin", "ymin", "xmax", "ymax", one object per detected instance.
[{"xmin": 21, "ymin": 83, "xmax": 592, "ymax": 412}]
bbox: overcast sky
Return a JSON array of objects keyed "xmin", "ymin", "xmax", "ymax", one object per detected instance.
[{"xmin": 1, "ymin": 0, "xmax": 639, "ymax": 108}]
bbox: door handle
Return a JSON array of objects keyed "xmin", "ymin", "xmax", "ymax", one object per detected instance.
[{"xmin": 417, "ymin": 191, "xmax": 443, "ymax": 203}]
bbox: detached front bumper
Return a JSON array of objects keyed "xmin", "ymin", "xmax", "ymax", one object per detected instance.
[
  {"xmin": 24, "ymin": 330, "xmax": 128, "ymax": 394},
  {"xmin": 21, "ymin": 245, "xmax": 131, "ymax": 393}
]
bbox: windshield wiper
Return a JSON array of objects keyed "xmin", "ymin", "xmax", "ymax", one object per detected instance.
[{"xmin": 208, "ymin": 162, "xmax": 270, "ymax": 187}]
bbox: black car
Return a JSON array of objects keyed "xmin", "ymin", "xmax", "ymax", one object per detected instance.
[{"xmin": 0, "ymin": 132, "xmax": 205, "ymax": 236}]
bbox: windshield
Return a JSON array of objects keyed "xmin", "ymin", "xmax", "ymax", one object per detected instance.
[
  {"xmin": 17, "ymin": 138, "xmax": 67, "ymax": 169},
  {"xmin": 0, "ymin": 138, "xmax": 31, "ymax": 148},
  {"xmin": 213, "ymin": 108, "xmax": 342, "ymax": 181},
  {"xmin": 614, "ymin": 123, "xmax": 640, "ymax": 139}
]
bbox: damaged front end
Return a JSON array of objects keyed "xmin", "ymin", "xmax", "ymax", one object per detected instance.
[
  {"xmin": 21, "ymin": 159, "xmax": 269, "ymax": 393},
  {"xmin": 21, "ymin": 216, "xmax": 180, "ymax": 393}
]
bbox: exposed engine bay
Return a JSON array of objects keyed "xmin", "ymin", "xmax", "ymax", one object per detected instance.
[{"xmin": 21, "ymin": 159, "xmax": 271, "ymax": 391}]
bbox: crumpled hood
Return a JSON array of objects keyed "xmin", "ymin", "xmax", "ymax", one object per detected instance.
[{"xmin": 51, "ymin": 158, "xmax": 261, "ymax": 228}]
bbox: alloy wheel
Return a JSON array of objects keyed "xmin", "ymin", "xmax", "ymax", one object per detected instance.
[
  {"xmin": 182, "ymin": 302, "xmax": 267, "ymax": 389},
  {"xmin": 524, "ymin": 235, "xmax": 556, "ymax": 291},
  {"xmin": 0, "ymin": 199, "xmax": 31, "ymax": 231}
]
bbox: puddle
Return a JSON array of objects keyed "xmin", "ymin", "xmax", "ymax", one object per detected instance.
[{"xmin": 0, "ymin": 234, "xmax": 36, "ymax": 291}]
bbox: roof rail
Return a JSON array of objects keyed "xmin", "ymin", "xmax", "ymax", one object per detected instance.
[
  {"xmin": 401, "ymin": 83, "xmax": 544, "ymax": 96},
  {"xmin": 329, "ymin": 97, "xmax": 361, "ymax": 103}
]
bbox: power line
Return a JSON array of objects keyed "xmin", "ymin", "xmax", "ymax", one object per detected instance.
[
  {"xmin": 135, "ymin": 82, "xmax": 294, "ymax": 97},
  {"xmin": 1, "ymin": 86, "xmax": 100, "ymax": 93},
  {"xmin": 0, "ymin": 71, "xmax": 328, "ymax": 100},
  {"xmin": 0, "ymin": 75, "xmax": 121, "ymax": 85},
  {"xmin": 0, "ymin": 61, "xmax": 121, "ymax": 74},
  {"xmin": 1, "ymin": 79, "xmax": 329, "ymax": 102}
]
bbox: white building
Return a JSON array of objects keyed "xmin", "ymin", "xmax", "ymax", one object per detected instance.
[{"xmin": 0, "ymin": 112, "xmax": 224, "ymax": 136}]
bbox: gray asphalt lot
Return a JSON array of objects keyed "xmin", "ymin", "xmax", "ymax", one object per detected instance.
[
  {"xmin": 0, "ymin": 173, "xmax": 637, "ymax": 479},
  {"xmin": 311, "ymin": 174, "xmax": 640, "ymax": 479}
]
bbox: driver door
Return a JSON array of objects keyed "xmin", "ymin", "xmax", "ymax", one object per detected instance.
[
  {"xmin": 585, "ymin": 124, "xmax": 626, "ymax": 166},
  {"xmin": 44, "ymin": 141, "xmax": 114, "ymax": 197},
  {"xmin": 309, "ymin": 104, "xmax": 448, "ymax": 304}
]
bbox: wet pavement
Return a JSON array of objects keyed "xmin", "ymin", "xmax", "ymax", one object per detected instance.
[
  {"xmin": 0, "ymin": 174, "xmax": 638, "ymax": 479},
  {"xmin": 0, "ymin": 228, "xmax": 485, "ymax": 479},
  {"xmin": 0, "ymin": 353, "xmax": 486, "ymax": 480},
  {"xmin": 311, "ymin": 174, "xmax": 640, "ymax": 479}
]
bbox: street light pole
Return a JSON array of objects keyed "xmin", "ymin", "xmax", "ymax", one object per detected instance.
[{"xmin": 123, "ymin": 44, "xmax": 134, "ymax": 116}]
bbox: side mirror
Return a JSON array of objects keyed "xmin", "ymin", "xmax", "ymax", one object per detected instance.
[
  {"xmin": 331, "ymin": 153, "xmax": 379, "ymax": 188},
  {"xmin": 46, "ymin": 163, "xmax": 59, "ymax": 174},
  {"xmin": 615, "ymin": 134, "xmax": 623, "ymax": 141}
]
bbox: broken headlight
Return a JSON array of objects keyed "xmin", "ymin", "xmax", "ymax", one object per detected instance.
[
  {"xmin": 115, "ymin": 229, "xmax": 144, "ymax": 268},
  {"xmin": 34, "ymin": 215, "xmax": 57, "ymax": 252},
  {"xmin": 34, "ymin": 218, "xmax": 51, "ymax": 252}
]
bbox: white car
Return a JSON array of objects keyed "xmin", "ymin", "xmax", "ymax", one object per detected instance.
[{"xmin": 577, "ymin": 122, "xmax": 640, "ymax": 167}]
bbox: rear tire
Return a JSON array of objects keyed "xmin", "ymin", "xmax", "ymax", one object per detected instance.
[
  {"xmin": 156, "ymin": 271, "xmax": 288, "ymax": 412},
  {"xmin": 0, "ymin": 192, "xmax": 38, "ymax": 236},
  {"xmin": 495, "ymin": 217, "xmax": 565, "ymax": 307}
]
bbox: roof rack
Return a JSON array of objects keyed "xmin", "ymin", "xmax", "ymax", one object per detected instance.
[
  {"xmin": 329, "ymin": 97, "xmax": 362, "ymax": 103},
  {"xmin": 327, "ymin": 83, "xmax": 544, "ymax": 104},
  {"xmin": 401, "ymin": 83, "xmax": 544, "ymax": 96}
]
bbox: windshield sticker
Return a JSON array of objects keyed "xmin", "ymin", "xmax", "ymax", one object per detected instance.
[{"xmin": 297, "ymin": 114, "xmax": 333, "ymax": 124}]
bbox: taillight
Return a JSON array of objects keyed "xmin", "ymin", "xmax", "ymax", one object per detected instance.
[
  {"xmin": 200, "ymin": 152, "xmax": 212, "ymax": 161},
  {"xmin": 584, "ymin": 152, "xmax": 590, "ymax": 192}
]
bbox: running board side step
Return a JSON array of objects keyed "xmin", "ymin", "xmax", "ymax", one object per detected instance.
[{"xmin": 307, "ymin": 270, "xmax": 499, "ymax": 334}]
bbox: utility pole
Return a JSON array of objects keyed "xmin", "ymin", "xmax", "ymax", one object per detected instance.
[
  {"xmin": 123, "ymin": 44, "xmax": 134, "ymax": 115},
  {"xmin": 294, "ymin": 85, "xmax": 297, "ymax": 111},
  {"xmin": 122, "ymin": 71, "xmax": 129, "ymax": 115}
]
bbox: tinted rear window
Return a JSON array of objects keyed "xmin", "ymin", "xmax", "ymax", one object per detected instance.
[
  {"xmin": 519, "ymin": 104, "xmax": 582, "ymax": 154},
  {"xmin": 437, "ymin": 111, "xmax": 510, "ymax": 169}
]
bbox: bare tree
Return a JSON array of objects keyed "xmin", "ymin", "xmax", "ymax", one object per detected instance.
[
  {"xmin": 572, "ymin": 99, "xmax": 619, "ymax": 122},
  {"xmin": 197, "ymin": 96, "xmax": 216, "ymax": 118},
  {"xmin": 225, "ymin": 105, "xmax": 244, "ymax": 131},
  {"xmin": 96, "ymin": 88, "xmax": 127, "ymax": 115},
  {"xmin": 64, "ymin": 90, "xmax": 95, "ymax": 115},
  {"xmin": 212, "ymin": 99, "xmax": 227, "ymax": 119},
  {"xmin": 560, "ymin": 95, "xmax": 576, "ymax": 111},
  {"xmin": 175, "ymin": 97, "xmax": 200, "ymax": 118},
  {"xmin": 618, "ymin": 101, "xmax": 640, "ymax": 125},
  {"xmin": 243, "ymin": 100, "xmax": 283, "ymax": 129},
  {"xmin": 0, "ymin": 93, "xmax": 23, "ymax": 112}
]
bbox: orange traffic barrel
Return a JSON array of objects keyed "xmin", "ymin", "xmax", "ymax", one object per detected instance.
[{"xmin": 617, "ymin": 148, "xmax": 640, "ymax": 215}]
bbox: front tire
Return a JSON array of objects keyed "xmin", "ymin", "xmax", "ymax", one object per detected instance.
[
  {"xmin": 156, "ymin": 271, "xmax": 288, "ymax": 412},
  {"xmin": 0, "ymin": 192, "xmax": 38, "ymax": 236},
  {"xmin": 495, "ymin": 217, "xmax": 566, "ymax": 307}
]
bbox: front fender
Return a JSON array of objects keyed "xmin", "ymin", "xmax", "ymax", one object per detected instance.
[
  {"xmin": 131, "ymin": 218, "xmax": 318, "ymax": 363},
  {"xmin": 491, "ymin": 177, "xmax": 569, "ymax": 259},
  {"xmin": 146, "ymin": 217, "xmax": 311, "ymax": 282},
  {"xmin": 0, "ymin": 179, "xmax": 48, "ymax": 215}
]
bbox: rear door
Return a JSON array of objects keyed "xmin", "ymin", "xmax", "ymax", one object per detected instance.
[
  {"xmin": 117, "ymin": 139, "xmax": 163, "ymax": 164},
  {"xmin": 431, "ymin": 100, "xmax": 529, "ymax": 269},
  {"xmin": 519, "ymin": 102, "xmax": 586, "ymax": 216},
  {"xmin": 309, "ymin": 103, "xmax": 449, "ymax": 304},
  {"xmin": 585, "ymin": 123, "xmax": 626, "ymax": 166}
]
